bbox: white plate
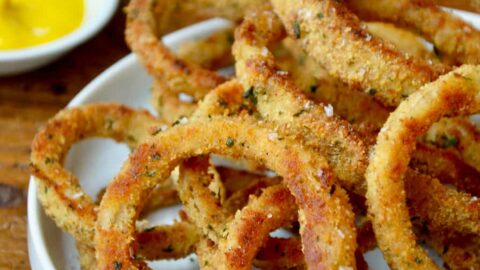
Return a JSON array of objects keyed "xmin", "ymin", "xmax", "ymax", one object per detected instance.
[{"xmin": 28, "ymin": 9, "xmax": 480, "ymax": 270}]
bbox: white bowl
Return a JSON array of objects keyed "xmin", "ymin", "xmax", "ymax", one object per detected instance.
[{"xmin": 0, "ymin": 0, "xmax": 118, "ymax": 76}]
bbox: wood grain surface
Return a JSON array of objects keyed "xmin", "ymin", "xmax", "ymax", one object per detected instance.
[
  {"xmin": 0, "ymin": 4, "xmax": 129, "ymax": 269},
  {"xmin": 0, "ymin": 1, "xmax": 475, "ymax": 269}
]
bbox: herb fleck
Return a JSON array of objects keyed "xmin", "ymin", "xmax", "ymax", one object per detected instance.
[
  {"xmin": 368, "ymin": 88, "xmax": 377, "ymax": 96},
  {"xmin": 172, "ymin": 119, "xmax": 181, "ymax": 126},
  {"xmin": 144, "ymin": 227, "xmax": 155, "ymax": 232},
  {"xmin": 293, "ymin": 21, "xmax": 301, "ymax": 39},
  {"xmin": 243, "ymin": 87, "xmax": 257, "ymax": 105},
  {"xmin": 163, "ymin": 245, "xmax": 174, "ymax": 253},
  {"xmin": 105, "ymin": 118, "xmax": 114, "ymax": 130},
  {"xmin": 152, "ymin": 127, "xmax": 163, "ymax": 136},
  {"xmin": 433, "ymin": 45, "xmax": 440, "ymax": 57},
  {"xmin": 126, "ymin": 135, "xmax": 136, "ymax": 143},
  {"xmin": 414, "ymin": 257, "xmax": 422, "ymax": 264},
  {"xmin": 227, "ymin": 33, "xmax": 234, "ymax": 44},
  {"xmin": 145, "ymin": 170, "xmax": 156, "ymax": 177},
  {"xmin": 218, "ymin": 98, "xmax": 228, "ymax": 108},
  {"xmin": 45, "ymin": 157, "xmax": 55, "ymax": 164},
  {"xmin": 226, "ymin": 137, "xmax": 235, "ymax": 147},
  {"xmin": 150, "ymin": 153, "xmax": 161, "ymax": 161},
  {"xmin": 329, "ymin": 184, "xmax": 336, "ymax": 195},
  {"xmin": 317, "ymin": 12, "xmax": 324, "ymax": 19},
  {"xmin": 113, "ymin": 261, "xmax": 122, "ymax": 270},
  {"xmin": 439, "ymin": 134, "xmax": 458, "ymax": 148},
  {"xmin": 293, "ymin": 108, "xmax": 307, "ymax": 117},
  {"xmin": 310, "ymin": 85, "xmax": 318, "ymax": 93},
  {"xmin": 442, "ymin": 244, "xmax": 450, "ymax": 254}
]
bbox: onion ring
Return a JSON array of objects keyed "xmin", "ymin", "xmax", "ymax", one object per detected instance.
[
  {"xmin": 95, "ymin": 116, "xmax": 357, "ymax": 269},
  {"xmin": 126, "ymin": 0, "xmax": 226, "ymax": 100},
  {"xmin": 30, "ymin": 103, "xmax": 164, "ymax": 243},
  {"xmin": 425, "ymin": 117, "xmax": 480, "ymax": 172},
  {"xmin": 346, "ymin": 0, "xmax": 480, "ymax": 65},
  {"xmin": 197, "ymin": 184, "xmax": 298, "ymax": 269},
  {"xmin": 233, "ymin": 8, "xmax": 480, "ymax": 236},
  {"xmin": 270, "ymin": 0, "xmax": 446, "ymax": 107},
  {"xmin": 365, "ymin": 65, "xmax": 480, "ymax": 268}
]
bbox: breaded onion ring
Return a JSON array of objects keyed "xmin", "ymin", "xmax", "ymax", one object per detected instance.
[
  {"xmin": 96, "ymin": 116, "xmax": 357, "ymax": 269},
  {"xmin": 365, "ymin": 65, "xmax": 480, "ymax": 268},
  {"xmin": 126, "ymin": 0, "xmax": 226, "ymax": 100},
  {"xmin": 270, "ymin": 0, "xmax": 445, "ymax": 107},
  {"xmin": 425, "ymin": 117, "xmax": 480, "ymax": 172},
  {"xmin": 197, "ymin": 184, "xmax": 298, "ymax": 269},
  {"xmin": 30, "ymin": 103, "xmax": 164, "ymax": 243},
  {"xmin": 346, "ymin": 0, "xmax": 480, "ymax": 65},
  {"xmin": 233, "ymin": 8, "xmax": 480, "ymax": 235}
]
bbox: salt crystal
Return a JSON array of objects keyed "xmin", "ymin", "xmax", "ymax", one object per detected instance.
[
  {"xmin": 268, "ymin": 132, "xmax": 278, "ymax": 141},
  {"xmin": 324, "ymin": 104, "xmax": 334, "ymax": 117},
  {"xmin": 179, "ymin": 117, "xmax": 189, "ymax": 124},
  {"xmin": 365, "ymin": 33, "xmax": 372, "ymax": 41},
  {"xmin": 262, "ymin": 47, "xmax": 269, "ymax": 56},
  {"xmin": 72, "ymin": 192, "xmax": 83, "ymax": 199},
  {"xmin": 178, "ymin": 93, "xmax": 194, "ymax": 103}
]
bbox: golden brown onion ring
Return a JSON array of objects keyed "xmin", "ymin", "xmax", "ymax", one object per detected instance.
[
  {"xmin": 95, "ymin": 116, "xmax": 357, "ymax": 269},
  {"xmin": 425, "ymin": 117, "xmax": 480, "ymax": 172},
  {"xmin": 270, "ymin": 0, "xmax": 446, "ymax": 107},
  {"xmin": 176, "ymin": 156, "xmax": 229, "ymax": 242},
  {"xmin": 126, "ymin": 0, "xmax": 269, "ymax": 101},
  {"xmin": 280, "ymin": 38, "xmax": 480, "ymax": 195},
  {"xmin": 347, "ymin": 0, "xmax": 480, "ymax": 65},
  {"xmin": 233, "ymin": 9, "xmax": 369, "ymax": 194},
  {"xmin": 198, "ymin": 184, "xmax": 298, "ymax": 270},
  {"xmin": 30, "ymin": 103, "xmax": 164, "ymax": 243},
  {"xmin": 126, "ymin": 0, "xmax": 226, "ymax": 100},
  {"xmin": 177, "ymin": 27, "xmax": 235, "ymax": 70},
  {"xmin": 137, "ymin": 221, "xmax": 200, "ymax": 261},
  {"xmin": 365, "ymin": 65, "xmax": 480, "ymax": 269},
  {"xmin": 233, "ymin": 8, "xmax": 480, "ymax": 236}
]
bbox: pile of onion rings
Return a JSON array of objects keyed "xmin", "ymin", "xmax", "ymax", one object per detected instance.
[{"xmin": 30, "ymin": 0, "xmax": 480, "ymax": 269}]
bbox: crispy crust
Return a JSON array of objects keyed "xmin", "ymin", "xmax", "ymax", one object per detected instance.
[
  {"xmin": 233, "ymin": 9, "xmax": 369, "ymax": 194},
  {"xmin": 425, "ymin": 117, "xmax": 480, "ymax": 172},
  {"xmin": 347, "ymin": 0, "xmax": 480, "ymax": 65},
  {"xmin": 126, "ymin": 0, "xmax": 226, "ymax": 100},
  {"xmin": 198, "ymin": 185, "xmax": 298, "ymax": 269},
  {"xmin": 233, "ymin": 8, "xmax": 480, "ymax": 237},
  {"xmin": 271, "ymin": 0, "xmax": 444, "ymax": 107},
  {"xmin": 365, "ymin": 65, "xmax": 480, "ymax": 268},
  {"xmin": 30, "ymin": 103, "xmax": 163, "ymax": 243},
  {"xmin": 95, "ymin": 117, "xmax": 357, "ymax": 269},
  {"xmin": 279, "ymin": 38, "xmax": 480, "ymax": 195}
]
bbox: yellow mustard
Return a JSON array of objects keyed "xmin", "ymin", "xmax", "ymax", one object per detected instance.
[{"xmin": 0, "ymin": 0, "xmax": 84, "ymax": 50}]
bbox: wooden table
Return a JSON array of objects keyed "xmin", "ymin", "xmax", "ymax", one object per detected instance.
[
  {"xmin": 0, "ymin": 0, "xmax": 475, "ymax": 269},
  {"xmin": 0, "ymin": 5, "xmax": 129, "ymax": 269}
]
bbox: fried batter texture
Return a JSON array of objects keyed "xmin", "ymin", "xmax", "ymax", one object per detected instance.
[
  {"xmin": 366, "ymin": 65, "xmax": 480, "ymax": 269},
  {"xmin": 30, "ymin": 0, "xmax": 480, "ymax": 269},
  {"xmin": 96, "ymin": 117, "xmax": 357, "ymax": 269}
]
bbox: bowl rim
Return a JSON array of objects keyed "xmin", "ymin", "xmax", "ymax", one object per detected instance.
[
  {"xmin": 27, "ymin": 18, "xmax": 232, "ymax": 270},
  {"xmin": 0, "ymin": 0, "xmax": 118, "ymax": 61}
]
